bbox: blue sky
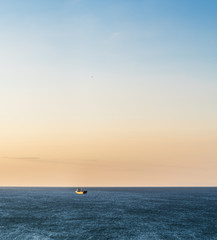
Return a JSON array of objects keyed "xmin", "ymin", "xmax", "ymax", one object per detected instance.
[
  {"xmin": 1, "ymin": 0, "xmax": 217, "ymax": 78},
  {"xmin": 1, "ymin": 0, "xmax": 217, "ymax": 130}
]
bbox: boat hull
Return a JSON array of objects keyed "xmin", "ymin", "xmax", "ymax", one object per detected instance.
[{"xmin": 75, "ymin": 191, "xmax": 87, "ymax": 194}]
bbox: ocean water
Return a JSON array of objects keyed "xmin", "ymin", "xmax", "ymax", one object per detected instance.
[{"xmin": 0, "ymin": 187, "xmax": 217, "ymax": 240}]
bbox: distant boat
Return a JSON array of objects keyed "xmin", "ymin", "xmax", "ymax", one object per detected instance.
[{"xmin": 75, "ymin": 188, "xmax": 87, "ymax": 194}]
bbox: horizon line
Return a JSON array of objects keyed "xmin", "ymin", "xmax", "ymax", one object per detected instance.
[{"xmin": 0, "ymin": 186, "xmax": 217, "ymax": 188}]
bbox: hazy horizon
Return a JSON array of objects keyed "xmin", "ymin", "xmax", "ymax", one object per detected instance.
[{"xmin": 1, "ymin": 186, "xmax": 217, "ymax": 188}]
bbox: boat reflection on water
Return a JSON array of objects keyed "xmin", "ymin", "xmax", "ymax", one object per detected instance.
[{"xmin": 75, "ymin": 188, "xmax": 87, "ymax": 194}]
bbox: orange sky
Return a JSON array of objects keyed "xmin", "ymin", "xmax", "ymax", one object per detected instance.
[{"xmin": 1, "ymin": 125, "xmax": 217, "ymax": 186}]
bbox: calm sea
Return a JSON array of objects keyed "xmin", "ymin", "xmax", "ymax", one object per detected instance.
[{"xmin": 0, "ymin": 187, "xmax": 217, "ymax": 239}]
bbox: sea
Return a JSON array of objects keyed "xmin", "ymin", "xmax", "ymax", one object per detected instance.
[{"xmin": 0, "ymin": 187, "xmax": 217, "ymax": 240}]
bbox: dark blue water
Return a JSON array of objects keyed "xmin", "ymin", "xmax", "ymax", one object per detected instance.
[{"xmin": 0, "ymin": 187, "xmax": 217, "ymax": 239}]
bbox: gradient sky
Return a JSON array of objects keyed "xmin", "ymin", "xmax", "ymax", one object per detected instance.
[{"xmin": 1, "ymin": 0, "xmax": 217, "ymax": 186}]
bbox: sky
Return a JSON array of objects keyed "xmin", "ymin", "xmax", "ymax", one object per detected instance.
[{"xmin": 0, "ymin": 0, "xmax": 217, "ymax": 186}]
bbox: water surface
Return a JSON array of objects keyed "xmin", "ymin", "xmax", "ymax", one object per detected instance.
[{"xmin": 0, "ymin": 187, "xmax": 217, "ymax": 239}]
